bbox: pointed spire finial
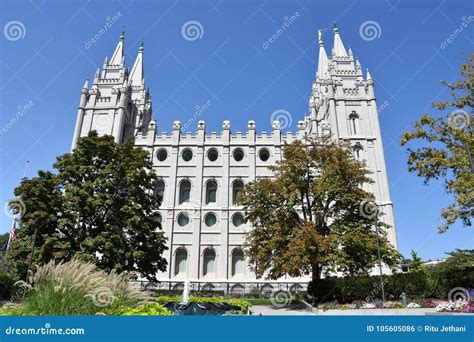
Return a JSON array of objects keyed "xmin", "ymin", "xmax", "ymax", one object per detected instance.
[
  {"xmin": 83, "ymin": 78, "xmax": 89, "ymax": 89},
  {"xmin": 366, "ymin": 68, "xmax": 372, "ymax": 80},
  {"xmin": 120, "ymin": 27, "xmax": 125, "ymax": 41},
  {"xmin": 333, "ymin": 21, "xmax": 338, "ymax": 33},
  {"xmin": 332, "ymin": 21, "xmax": 347, "ymax": 57},
  {"xmin": 110, "ymin": 30, "xmax": 125, "ymax": 65},
  {"xmin": 139, "ymin": 39, "xmax": 144, "ymax": 52}
]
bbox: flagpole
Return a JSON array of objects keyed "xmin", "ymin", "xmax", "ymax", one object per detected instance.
[
  {"xmin": 5, "ymin": 215, "xmax": 16, "ymax": 256},
  {"xmin": 22, "ymin": 160, "xmax": 29, "ymax": 179}
]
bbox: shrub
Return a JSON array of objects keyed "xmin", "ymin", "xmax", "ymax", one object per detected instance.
[
  {"xmin": 0, "ymin": 273, "xmax": 15, "ymax": 300},
  {"xmin": 104, "ymin": 303, "xmax": 174, "ymax": 316},
  {"xmin": 155, "ymin": 296, "xmax": 251, "ymax": 314},
  {"xmin": 309, "ymin": 272, "xmax": 430, "ymax": 303},
  {"xmin": 11, "ymin": 259, "xmax": 151, "ymax": 315},
  {"xmin": 309, "ymin": 250, "xmax": 474, "ymax": 304}
]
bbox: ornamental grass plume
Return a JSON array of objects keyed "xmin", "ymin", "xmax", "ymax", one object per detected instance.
[{"xmin": 11, "ymin": 259, "xmax": 151, "ymax": 315}]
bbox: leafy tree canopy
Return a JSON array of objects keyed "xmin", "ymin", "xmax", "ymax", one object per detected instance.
[
  {"xmin": 401, "ymin": 54, "xmax": 473, "ymax": 232},
  {"xmin": 7, "ymin": 131, "xmax": 167, "ymax": 281},
  {"xmin": 238, "ymin": 136, "xmax": 400, "ymax": 292}
]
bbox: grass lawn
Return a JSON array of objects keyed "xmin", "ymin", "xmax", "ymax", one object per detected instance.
[{"xmin": 242, "ymin": 299, "xmax": 274, "ymax": 306}]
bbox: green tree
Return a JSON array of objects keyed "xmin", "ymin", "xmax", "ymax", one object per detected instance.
[
  {"xmin": 8, "ymin": 132, "xmax": 167, "ymax": 281},
  {"xmin": 401, "ymin": 54, "xmax": 473, "ymax": 232},
  {"xmin": 409, "ymin": 250, "xmax": 425, "ymax": 272},
  {"xmin": 428, "ymin": 249, "xmax": 474, "ymax": 297},
  {"xmin": 0, "ymin": 233, "xmax": 8, "ymax": 251},
  {"xmin": 238, "ymin": 137, "xmax": 400, "ymax": 297}
]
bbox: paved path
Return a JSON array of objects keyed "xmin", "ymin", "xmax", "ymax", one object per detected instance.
[{"xmin": 251, "ymin": 305, "xmax": 439, "ymax": 316}]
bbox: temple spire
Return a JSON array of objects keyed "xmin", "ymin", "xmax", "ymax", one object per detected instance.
[
  {"xmin": 129, "ymin": 41, "xmax": 144, "ymax": 86},
  {"xmin": 317, "ymin": 29, "xmax": 329, "ymax": 80},
  {"xmin": 333, "ymin": 22, "xmax": 347, "ymax": 57},
  {"xmin": 366, "ymin": 68, "xmax": 372, "ymax": 80},
  {"xmin": 110, "ymin": 31, "xmax": 125, "ymax": 65}
]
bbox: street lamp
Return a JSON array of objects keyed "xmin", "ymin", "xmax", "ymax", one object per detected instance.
[{"xmin": 373, "ymin": 205, "xmax": 386, "ymax": 305}]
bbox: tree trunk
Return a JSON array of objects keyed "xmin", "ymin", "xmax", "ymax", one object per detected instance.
[{"xmin": 311, "ymin": 263, "xmax": 321, "ymax": 303}]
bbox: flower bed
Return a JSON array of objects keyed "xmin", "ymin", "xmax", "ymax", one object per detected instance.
[
  {"xmin": 317, "ymin": 300, "xmax": 438, "ymax": 310},
  {"xmin": 435, "ymin": 301, "xmax": 472, "ymax": 313}
]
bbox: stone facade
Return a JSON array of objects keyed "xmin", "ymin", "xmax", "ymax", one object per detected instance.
[{"xmin": 72, "ymin": 26, "xmax": 398, "ymax": 292}]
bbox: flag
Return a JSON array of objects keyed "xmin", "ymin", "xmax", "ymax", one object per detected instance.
[{"xmin": 6, "ymin": 218, "xmax": 16, "ymax": 251}]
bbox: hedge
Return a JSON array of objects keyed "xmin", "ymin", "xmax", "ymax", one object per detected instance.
[{"xmin": 309, "ymin": 271, "xmax": 440, "ymax": 303}]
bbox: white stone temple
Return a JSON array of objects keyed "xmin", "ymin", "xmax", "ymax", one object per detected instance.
[{"xmin": 71, "ymin": 25, "xmax": 398, "ymax": 294}]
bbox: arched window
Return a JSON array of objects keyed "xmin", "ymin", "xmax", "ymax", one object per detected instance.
[
  {"xmin": 206, "ymin": 180, "xmax": 217, "ymax": 204},
  {"xmin": 179, "ymin": 180, "xmax": 191, "ymax": 204},
  {"xmin": 232, "ymin": 180, "xmax": 244, "ymax": 205},
  {"xmin": 353, "ymin": 143, "xmax": 363, "ymax": 160},
  {"xmin": 232, "ymin": 249, "xmax": 244, "ymax": 276},
  {"xmin": 175, "ymin": 248, "xmax": 188, "ymax": 275},
  {"xmin": 155, "ymin": 180, "xmax": 165, "ymax": 203},
  {"xmin": 349, "ymin": 112, "xmax": 359, "ymax": 135},
  {"xmin": 230, "ymin": 284, "xmax": 245, "ymax": 295},
  {"xmin": 203, "ymin": 249, "xmax": 216, "ymax": 276},
  {"xmin": 151, "ymin": 212, "xmax": 162, "ymax": 225}
]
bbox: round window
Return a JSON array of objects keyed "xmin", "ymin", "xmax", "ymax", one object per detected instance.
[
  {"xmin": 259, "ymin": 148, "xmax": 270, "ymax": 162},
  {"xmin": 157, "ymin": 149, "xmax": 168, "ymax": 162},
  {"xmin": 207, "ymin": 148, "xmax": 218, "ymax": 162},
  {"xmin": 233, "ymin": 148, "xmax": 244, "ymax": 162},
  {"xmin": 205, "ymin": 213, "xmax": 217, "ymax": 227},
  {"xmin": 152, "ymin": 213, "xmax": 162, "ymax": 224},
  {"xmin": 182, "ymin": 149, "xmax": 193, "ymax": 162},
  {"xmin": 177, "ymin": 213, "xmax": 189, "ymax": 227},
  {"xmin": 232, "ymin": 213, "xmax": 244, "ymax": 227}
]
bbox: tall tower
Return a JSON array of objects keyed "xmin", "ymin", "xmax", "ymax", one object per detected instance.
[
  {"xmin": 71, "ymin": 32, "xmax": 152, "ymax": 149},
  {"xmin": 307, "ymin": 24, "xmax": 398, "ymax": 249}
]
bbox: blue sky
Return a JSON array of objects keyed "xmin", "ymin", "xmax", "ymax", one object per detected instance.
[{"xmin": 0, "ymin": 0, "xmax": 472, "ymax": 260}]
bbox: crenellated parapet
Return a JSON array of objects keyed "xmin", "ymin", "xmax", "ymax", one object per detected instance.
[{"xmin": 135, "ymin": 119, "xmax": 299, "ymax": 147}]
